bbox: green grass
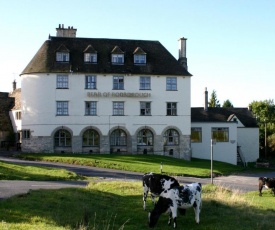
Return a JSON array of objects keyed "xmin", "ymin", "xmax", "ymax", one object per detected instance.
[
  {"xmin": 0, "ymin": 160, "xmax": 86, "ymax": 181},
  {"xmin": 0, "ymin": 181, "xmax": 274, "ymax": 230},
  {"xmin": 15, "ymin": 153, "xmax": 264, "ymax": 178}
]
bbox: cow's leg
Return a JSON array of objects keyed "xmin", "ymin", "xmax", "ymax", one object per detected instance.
[
  {"xmin": 170, "ymin": 205, "xmax": 178, "ymax": 228},
  {"xmin": 143, "ymin": 187, "xmax": 149, "ymax": 210},
  {"xmin": 272, "ymin": 188, "xmax": 275, "ymax": 196},
  {"xmin": 193, "ymin": 201, "xmax": 201, "ymax": 224},
  {"xmin": 259, "ymin": 185, "xmax": 263, "ymax": 196},
  {"xmin": 151, "ymin": 194, "xmax": 156, "ymax": 205},
  {"xmin": 168, "ymin": 212, "xmax": 172, "ymax": 226}
]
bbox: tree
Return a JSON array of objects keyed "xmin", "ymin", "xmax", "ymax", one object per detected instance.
[
  {"xmin": 222, "ymin": 99, "xmax": 234, "ymax": 108},
  {"xmin": 249, "ymin": 100, "xmax": 275, "ymax": 157},
  {"xmin": 208, "ymin": 90, "xmax": 221, "ymax": 107}
]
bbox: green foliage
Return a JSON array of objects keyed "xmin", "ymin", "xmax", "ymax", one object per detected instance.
[
  {"xmin": 222, "ymin": 99, "xmax": 234, "ymax": 108},
  {"xmin": 208, "ymin": 90, "xmax": 221, "ymax": 107},
  {"xmin": 267, "ymin": 133, "xmax": 275, "ymax": 152},
  {"xmin": 249, "ymin": 100, "xmax": 275, "ymax": 156},
  {"xmin": 0, "ymin": 182, "xmax": 274, "ymax": 230}
]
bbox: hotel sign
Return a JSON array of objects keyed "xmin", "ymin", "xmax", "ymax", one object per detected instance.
[{"xmin": 87, "ymin": 92, "xmax": 151, "ymax": 98}]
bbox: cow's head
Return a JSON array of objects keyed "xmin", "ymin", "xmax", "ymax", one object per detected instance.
[
  {"xmin": 148, "ymin": 210, "xmax": 160, "ymax": 228},
  {"xmin": 178, "ymin": 186, "xmax": 193, "ymax": 205}
]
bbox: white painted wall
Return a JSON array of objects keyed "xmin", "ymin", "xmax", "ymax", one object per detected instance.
[
  {"xmin": 21, "ymin": 73, "xmax": 191, "ymax": 137},
  {"xmin": 191, "ymin": 122, "xmax": 238, "ymax": 165},
  {"xmin": 237, "ymin": 128, "xmax": 259, "ymax": 163}
]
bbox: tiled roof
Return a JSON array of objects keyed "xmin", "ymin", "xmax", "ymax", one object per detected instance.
[
  {"xmin": 21, "ymin": 36, "xmax": 192, "ymax": 76},
  {"xmin": 9, "ymin": 88, "xmax": 21, "ymax": 110},
  {"xmin": 191, "ymin": 107, "xmax": 258, "ymax": 127},
  {"xmin": 0, "ymin": 92, "xmax": 14, "ymax": 131}
]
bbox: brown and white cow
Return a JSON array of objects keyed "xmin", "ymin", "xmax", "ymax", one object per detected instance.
[
  {"xmin": 148, "ymin": 182, "xmax": 202, "ymax": 229},
  {"xmin": 142, "ymin": 172, "xmax": 180, "ymax": 210}
]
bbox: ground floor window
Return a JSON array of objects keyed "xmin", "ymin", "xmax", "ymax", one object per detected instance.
[
  {"xmin": 191, "ymin": 127, "xmax": 202, "ymax": 142},
  {"xmin": 54, "ymin": 129, "xmax": 71, "ymax": 146},
  {"xmin": 137, "ymin": 129, "xmax": 153, "ymax": 146},
  {"xmin": 164, "ymin": 129, "xmax": 179, "ymax": 145},
  {"xmin": 110, "ymin": 129, "xmax": 127, "ymax": 146},
  {"xmin": 82, "ymin": 129, "xmax": 99, "ymax": 146},
  {"xmin": 211, "ymin": 127, "xmax": 229, "ymax": 142}
]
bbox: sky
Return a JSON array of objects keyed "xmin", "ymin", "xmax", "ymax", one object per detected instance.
[{"xmin": 0, "ymin": 0, "xmax": 274, "ymax": 107}]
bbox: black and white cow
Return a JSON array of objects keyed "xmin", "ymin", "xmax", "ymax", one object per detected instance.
[
  {"xmin": 143, "ymin": 172, "xmax": 180, "ymax": 210},
  {"xmin": 148, "ymin": 182, "xmax": 202, "ymax": 229},
  {"xmin": 259, "ymin": 177, "xmax": 275, "ymax": 196}
]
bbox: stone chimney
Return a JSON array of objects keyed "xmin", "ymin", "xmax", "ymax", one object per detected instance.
[
  {"xmin": 56, "ymin": 24, "xmax": 77, "ymax": 37},
  {"xmin": 178, "ymin": 37, "xmax": 188, "ymax": 70},
  {"xmin": 12, "ymin": 80, "xmax": 16, "ymax": 91},
  {"xmin": 204, "ymin": 87, "xmax": 208, "ymax": 111}
]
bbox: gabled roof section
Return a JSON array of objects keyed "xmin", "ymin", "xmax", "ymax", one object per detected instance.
[
  {"xmin": 133, "ymin": 47, "xmax": 146, "ymax": 54},
  {"xmin": 191, "ymin": 107, "xmax": 258, "ymax": 127},
  {"xmin": 56, "ymin": 44, "xmax": 70, "ymax": 52},
  {"xmin": 21, "ymin": 37, "xmax": 192, "ymax": 76},
  {"xmin": 83, "ymin": 45, "xmax": 97, "ymax": 53},
  {"xmin": 111, "ymin": 46, "xmax": 124, "ymax": 54}
]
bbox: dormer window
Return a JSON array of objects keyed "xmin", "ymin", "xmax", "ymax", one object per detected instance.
[
  {"xmin": 55, "ymin": 44, "xmax": 70, "ymax": 62},
  {"xmin": 83, "ymin": 45, "xmax": 97, "ymax": 63},
  {"xmin": 56, "ymin": 52, "xmax": 69, "ymax": 62},
  {"xmin": 111, "ymin": 46, "xmax": 124, "ymax": 64},
  {"xmin": 133, "ymin": 47, "xmax": 146, "ymax": 64},
  {"xmin": 84, "ymin": 53, "xmax": 97, "ymax": 63}
]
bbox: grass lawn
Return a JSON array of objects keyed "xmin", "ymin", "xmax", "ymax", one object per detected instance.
[
  {"xmin": 15, "ymin": 153, "xmax": 271, "ymax": 178},
  {"xmin": 0, "ymin": 181, "xmax": 274, "ymax": 230}
]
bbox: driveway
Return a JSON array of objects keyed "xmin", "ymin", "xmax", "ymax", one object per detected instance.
[{"xmin": 1, "ymin": 154, "xmax": 274, "ymax": 200}]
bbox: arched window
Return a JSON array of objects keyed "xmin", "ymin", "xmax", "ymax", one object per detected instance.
[
  {"xmin": 137, "ymin": 129, "xmax": 153, "ymax": 146},
  {"xmin": 164, "ymin": 129, "xmax": 179, "ymax": 146},
  {"xmin": 110, "ymin": 129, "xmax": 127, "ymax": 146},
  {"xmin": 54, "ymin": 129, "xmax": 71, "ymax": 147},
  {"xmin": 83, "ymin": 129, "xmax": 99, "ymax": 146}
]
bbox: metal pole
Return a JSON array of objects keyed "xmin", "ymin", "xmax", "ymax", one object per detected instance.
[
  {"xmin": 211, "ymin": 139, "xmax": 213, "ymax": 184},
  {"xmin": 265, "ymin": 119, "xmax": 267, "ymax": 158}
]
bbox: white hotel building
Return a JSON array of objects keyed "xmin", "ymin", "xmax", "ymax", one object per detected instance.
[{"xmin": 20, "ymin": 25, "xmax": 192, "ymax": 160}]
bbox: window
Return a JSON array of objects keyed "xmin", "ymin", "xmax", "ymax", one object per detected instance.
[
  {"xmin": 85, "ymin": 75, "xmax": 97, "ymax": 89},
  {"xmin": 137, "ymin": 129, "xmax": 153, "ymax": 146},
  {"xmin": 110, "ymin": 129, "xmax": 127, "ymax": 146},
  {"xmin": 22, "ymin": 129, "xmax": 30, "ymax": 139},
  {"xmin": 134, "ymin": 54, "xmax": 146, "ymax": 64},
  {"xmin": 84, "ymin": 53, "xmax": 97, "ymax": 63},
  {"xmin": 112, "ymin": 54, "xmax": 124, "ymax": 64},
  {"xmin": 167, "ymin": 102, "xmax": 177, "ymax": 116},
  {"xmin": 140, "ymin": 102, "xmax": 151, "ymax": 115},
  {"xmin": 56, "ymin": 52, "xmax": 69, "ymax": 62},
  {"xmin": 113, "ymin": 102, "xmax": 124, "ymax": 115},
  {"xmin": 113, "ymin": 76, "xmax": 124, "ymax": 90},
  {"xmin": 54, "ymin": 129, "xmax": 71, "ymax": 147},
  {"xmin": 166, "ymin": 77, "xmax": 177, "ymax": 91},
  {"xmin": 164, "ymin": 129, "xmax": 179, "ymax": 145},
  {"xmin": 83, "ymin": 129, "xmax": 99, "ymax": 146},
  {"xmin": 85, "ymin": 101, "xmax": 97, "ymax": 116},
  {"xmin": 56, "ymin": 75, "xmax": 69, "ymax": 89},
  {"xmin": 212, "ymin": 127, "xmax": 229, "ymax": 142},
  {"xmin": 16, "ymin": 111, "xmax": 21, "ymax": 120},
  {"xmin": 56, "ymin": 101, "xmax": 69, "ymax": 116},
  {"xmin": 140, "ymin": 77, "xmax": 151, "ymax": 90},
  {"xmin": 191, "ymin": 127, "xmax": 202, "ymax": 142}
]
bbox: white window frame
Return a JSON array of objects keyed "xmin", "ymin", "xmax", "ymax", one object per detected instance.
[
  {"xmin": 112, "ymin": 54, "xmax": 124, "ymax": 64},
  {"xmin": 212, "ymin": 127, "xmax": 229, "ymax": 142},
  {"xmin": 85, "ymin": 101, "xmax": 97, "ymax": 116},
  {"xmin": 56, "ymin": 75, "xmax": 69, "ymax": 89},
  {"xmin": 113, "ymin": 76, "xmax": 124, "ymax": 90},
  {"xmin": 56, "ymin": 52, "xmax": 69, "ymax": 62},
  {"xmin": 56, "ymin": 101, "xmax": 69, "ymax": 116},
  {"xmin": 140, "ymin": 76, "xmax": 151, "ymax": 90},
  {"xmin": 85, "ymin": 75, "xmax": 97, "ymax": 89},
  {"xmin": 84, "ymin": 53, "xmax": 97, "ymax": 63},
  {"xmin": 22, "ymin": 129, "xmax": 30, "ymax": 139},
  {"xmin": 140, "ymin": 102, "xmax": 151, "ymax": 116},
  {"xmin": 191, "ymin": 127, "xmax": 202, "ymax": 143},
  {"xmin": 113, "ymin": 102, "xmax": 124, "ymax": 116},
  {"xmin": 134, "ymin": 54, "xmax": 146, "ymax": 64},
  {"xmin": 166, "ymin": 77, "xmax": 177, "ymax": 91},
  {"xmin": 167, "ymin": 102, "xmax": 177, "ymax": 116}
]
